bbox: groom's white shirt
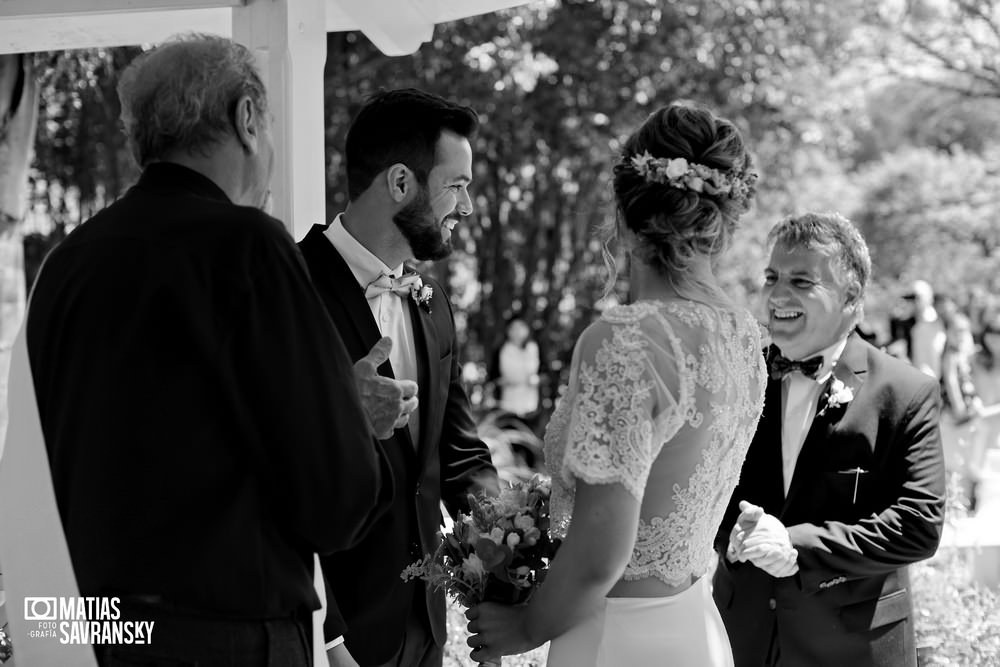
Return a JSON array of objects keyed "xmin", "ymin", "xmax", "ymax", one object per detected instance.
[
  {"xmin": 780, "ymin": 337, "xmax": 848, "ymax": 495},
  {"xmin": 323, "ymin": 214, "xmax": 420, "ymax": 442}
]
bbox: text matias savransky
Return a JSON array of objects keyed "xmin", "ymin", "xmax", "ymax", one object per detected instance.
[{"xmin": 24, "ymin": 596, "xmax": 155, "ymax": 645}]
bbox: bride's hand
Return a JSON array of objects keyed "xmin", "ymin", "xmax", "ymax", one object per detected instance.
[{"xmin": 465, "ymin": 602, "xmax": 534, "ymax": 664}]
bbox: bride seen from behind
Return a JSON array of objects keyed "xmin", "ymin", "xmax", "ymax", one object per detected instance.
[{"xmin": 465, "ymin": 102, "xmax": 767, "ymax": 666}]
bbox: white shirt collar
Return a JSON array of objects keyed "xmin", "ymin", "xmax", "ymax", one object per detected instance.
[{"xmin": 323, "ymin": 213, "xmax": 406, "ymax": 290}]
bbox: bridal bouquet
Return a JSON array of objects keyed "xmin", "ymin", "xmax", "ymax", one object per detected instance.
[
  {"xmin": 402, "ymin": 472, "xmax": 559, "ymax": 612},
  {"xmin": 402, "ymin": 475, "xmax": 558, "ymax": 607}
]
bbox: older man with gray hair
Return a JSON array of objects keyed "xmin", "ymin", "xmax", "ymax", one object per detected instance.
[
  {"xmin": 21, "ymin": 34, "xmax": 414, "ymax": 666},
  {"xmin": 714, "ymin": 212, "xmax": 946, "ymax": 667}
]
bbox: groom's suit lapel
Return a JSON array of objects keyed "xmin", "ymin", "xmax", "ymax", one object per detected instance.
[
  {"xmin": 405, "ymin": 274, "xmax": 440, "ymax": 464},
  {"xmin": 300, "ymin": 226, "xmax": 385, "ymax": 362},
  {"xmin": 781, "ymin": 334, "xmax": 868, "ymax": 517},
  {"xmin": 758, "ymin": 375, "xmax": 788, "ymax": 514},
  {"xmin": 299, "ymin": 224, "xmax": 420, "ymax": 452}
]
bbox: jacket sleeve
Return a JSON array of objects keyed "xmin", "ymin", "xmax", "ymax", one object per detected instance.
[
  {"xmin": 321, "ymin": 573, "xmax": 348, "ymax": 645},
  {"xmin": 788, "ymin": 379, "xmax": 946, "ymax": 592},
  {"xmin": 229, "ymin": 223, "xmax": 393, "ymax": 555},
  {"xmin": 436, "ymin": 288, "xmax": 499, "ymax": 517}
]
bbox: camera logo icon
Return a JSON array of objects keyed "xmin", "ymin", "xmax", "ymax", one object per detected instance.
[{"xmin": 24, "ymin": 597, "xmax": 57, "ymax": 621}]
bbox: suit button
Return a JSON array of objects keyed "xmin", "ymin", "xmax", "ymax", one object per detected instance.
[
  {"xmin": 768, "ymin": 598, "xmax": 777, "ymax": 611},
  {"xmin": 415, "ymin": 483, "xmax": 421, "ymax": 497}
]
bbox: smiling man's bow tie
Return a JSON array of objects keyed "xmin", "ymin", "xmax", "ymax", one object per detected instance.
[
  {"xmin": 769, "ymin": 353, "xmax": 823, "ymax": 380},
  {"xmin": 364, "ymin": 272, "xmax": 420, "ymax": 299}
]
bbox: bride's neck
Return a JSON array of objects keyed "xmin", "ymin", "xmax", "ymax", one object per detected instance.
[{"xmin": 629, "ymin": 254, "xmax": 726, "ymax": 304}]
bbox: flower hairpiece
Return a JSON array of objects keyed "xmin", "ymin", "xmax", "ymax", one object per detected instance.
[{"xmin": 629, "ymin": 151, "xmax": 757, "ymax": 203}]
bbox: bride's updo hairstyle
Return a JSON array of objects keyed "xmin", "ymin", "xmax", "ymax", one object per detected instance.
[{"xmin": 612, "ymin": 103, "xmax": 756, "ymax": 284}]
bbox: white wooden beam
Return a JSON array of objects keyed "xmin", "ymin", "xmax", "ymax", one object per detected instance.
[
  {"xmin": 0, "ymin": 0, "xmax": 535, "ymax": 57},
  {"xmin": 0, "ymin": 0, "xmax": 243, "ymax": 19},
  {"xmin": 233, "ymin": 0, "xmax": 327, "ymax": 241},
  {"xmin": 0, "ymin": 9, "xmax": 232, "ymax": 54}
]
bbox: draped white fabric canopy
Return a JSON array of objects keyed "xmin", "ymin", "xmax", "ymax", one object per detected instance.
[{"xmin": 0, "ymin": 2, "xmax": 531, "ymax": 665}]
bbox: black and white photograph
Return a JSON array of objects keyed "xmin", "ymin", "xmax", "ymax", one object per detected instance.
[{"xmin": 0, "ymin": 1, "xmax": 999, "ymax": 666}]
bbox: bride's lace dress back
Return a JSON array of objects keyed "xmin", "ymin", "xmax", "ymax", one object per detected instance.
[{"xmin": 544, "ymin": 300, "xmax": 766, "ymax": 586}]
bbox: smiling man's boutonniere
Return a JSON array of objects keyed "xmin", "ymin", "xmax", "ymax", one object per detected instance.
[
  {"xmin": 410, "ymin": 277, "xmax": 433, "ymax": 314},
  {"xmin": 818, "ymin": 377, "xmax": 854, "ymax": 418}
]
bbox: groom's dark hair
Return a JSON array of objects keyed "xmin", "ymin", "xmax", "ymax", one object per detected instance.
[
  {"xmin": 344, "ymin": 88, "xmax": 479, "ymax": 200},
  {"xmin": 769, "ymin": 212, "xmax": 872, "ymax": 298}
]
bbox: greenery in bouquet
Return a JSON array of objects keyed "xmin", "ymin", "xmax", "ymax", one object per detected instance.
[{"xmin": 402, "ymin": 475, "xmax": 559, "ymax": 609}]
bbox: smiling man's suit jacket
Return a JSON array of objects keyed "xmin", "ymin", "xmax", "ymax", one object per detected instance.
[
  {"xmin": 298, "ymin": 223, "xmax": 498, "ymax": 664},
  {"xmin": 713, "ymin": 333, "xmax": 946, "ymax": 667}
]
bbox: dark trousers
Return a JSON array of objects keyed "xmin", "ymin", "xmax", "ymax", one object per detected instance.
[
  {"xmin": 366, "ymin": 589, "xmax": 441, "ymax": 667},
  {"xmin": 96, "ymin": 599, "xmax": 311, "ymax": 667}
]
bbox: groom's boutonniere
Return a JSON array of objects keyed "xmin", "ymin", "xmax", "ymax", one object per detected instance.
[
  {"xmin": 818, "ymin": 377, "xmax": 854, "ymax": 418},
  {"xmin": 409, "ymin": 276, "xmax": 433, "ymax": 313}
]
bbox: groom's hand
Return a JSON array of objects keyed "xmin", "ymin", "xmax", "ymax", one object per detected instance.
[{"xmin": 353, "ymin": 336, "xmax": 419, "ymax": 439}]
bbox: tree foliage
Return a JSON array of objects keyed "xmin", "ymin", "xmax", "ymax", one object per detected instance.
[
  {"xmin": 879, "ymin": 0, "xmax": 1000, "ymax": 99},
  {"xmin": 853, "ymin": 145, "xmax": 1000, "ymax": 299},
  {"xmin": 30, "ymin": 48, "xmax": 141, "ymax": 233}
]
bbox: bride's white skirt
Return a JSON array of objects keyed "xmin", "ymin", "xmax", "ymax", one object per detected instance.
[{"xmin": 546, "ymin": 576, "xmax": 734, "ymax": 667}]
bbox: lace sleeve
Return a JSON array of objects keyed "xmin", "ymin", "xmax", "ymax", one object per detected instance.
[{"xmin": 557, "ymin": 320, "xmax": 660, "ymax": 502}]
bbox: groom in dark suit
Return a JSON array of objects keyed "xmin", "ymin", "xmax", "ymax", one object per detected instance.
[
  {"xmin": 713, "ymin": 212, "xmax": 946, "ymax": 667},
  {"xmin": 298, "ymin": 88, "xmax": 499, "ymax": 667}
]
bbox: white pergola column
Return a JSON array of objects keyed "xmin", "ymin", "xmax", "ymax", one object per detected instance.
[
  {"xmin": 229, "ymin": 6, "xmax": 331, "ymax": 660},
  {"xmin": 233, "ymin": 0, "xmax": 328, "ymax": 239}
]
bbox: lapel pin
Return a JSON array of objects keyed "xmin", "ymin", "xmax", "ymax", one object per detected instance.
[{"xmin": 837, "ymin": 467, "xmax": 868, "ymax": 504}]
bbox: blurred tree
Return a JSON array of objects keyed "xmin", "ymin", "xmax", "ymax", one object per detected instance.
[
  {"xmin": 859, "ymin": 81, "xmax": 1000, "ymax": 159},
  {"xmin": 29, "ymin": 48, "xmax": 141, "ymax": 242},
  {"xmin": 878, "ymin": 0, "xmax": 1000, "ymax": 99},
  {"xmin": 19, "ymin": 48, "xmax": 141, "ymax": 292},
  {"xmin": 853, "ymin": 145, "xmax": 1000, "ymax": 301}
]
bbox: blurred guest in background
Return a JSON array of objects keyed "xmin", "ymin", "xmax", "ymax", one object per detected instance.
[
  {"xmin": 938, "ymin": 310, "xmax": 983, "ymax": 501},
  {"xmin": 967, "ymin": 313, "xmax": 1000, "ymax": 512},
  {"xmin": 496, "ymin": 316, "xmax": 541, "ymax": 423},
  {"xmin": 906, "ymin": 280, "xmax": 946, "ymax": 378}
]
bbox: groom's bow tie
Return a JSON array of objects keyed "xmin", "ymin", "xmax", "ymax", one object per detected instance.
[
  {"xmin": 364, "ymin": 272, "xmax": 420, "ymax": 300},
  {"xmin": 769, "ymin": 352, "xmax": 823, "ymax": 380}
]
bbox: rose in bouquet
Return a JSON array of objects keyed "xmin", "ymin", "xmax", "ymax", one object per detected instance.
[{"xmin": 401, "ymin": 475, "xmax": 559, "ymax": 663}]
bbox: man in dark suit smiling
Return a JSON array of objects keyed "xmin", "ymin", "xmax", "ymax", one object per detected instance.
[
  {"xmin": 298, "ymin": 88, "xmax": 498, "ymax": 667},
  {"xmin": 713, "ymin": 212, "xmax": 946, "ymax": 667}
]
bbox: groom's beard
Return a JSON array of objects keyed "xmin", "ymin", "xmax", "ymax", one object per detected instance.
[{"xmin": 394, "ymin": 185, "xmax": 451, "ymax": 262}]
